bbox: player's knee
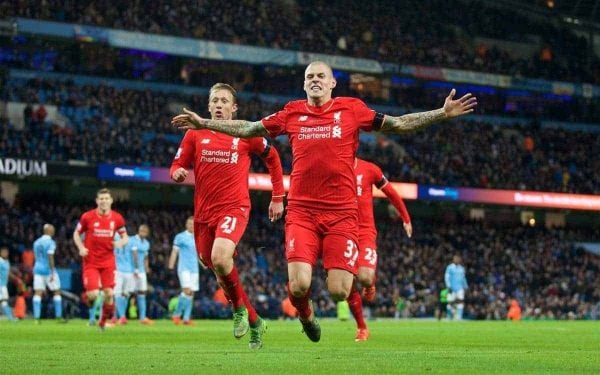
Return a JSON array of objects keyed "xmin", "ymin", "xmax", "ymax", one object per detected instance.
[
  {"xmin": 289, "ymin": 281, "xmax": 310, "ymax": 297},
  {"xmin": 329, "ymin": 287, "xmax": 350, "ymax": 301},
  {"xmin": 358, "ymin": 273, "xmax": 374, "ymax": 287},
  {"xmin": 87, "ymin": 291, "xmax": 99, "ymax": 301}
]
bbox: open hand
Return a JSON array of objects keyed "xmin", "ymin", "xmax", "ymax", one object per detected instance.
[
  {"xmin": 171, "ymin": 108, "xmax": 205, "ymax": 130},
  {"xmin": 443, "ymin": 89, "xmax": 477, "ymax": 118},
  {"xmin": 269, "ymin": 201, "xmax": 284, "ymax": 222}
]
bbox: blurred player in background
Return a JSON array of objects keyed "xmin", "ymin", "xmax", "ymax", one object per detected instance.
[
  {"xmin": 348, "ymin": 158, "xmax": 412, "ymax": 341},
  {"xmin": 445, "ymin": 254, "xmax": 468, "ymax": 320},
  {"xmin": 130, "ymin": 224, "xmax": 152, "ymax": 324},
  {"xmin": 73, "ymin": 188, "xmax": 128, "ymax": 329},
  {"xmin": 168, "ymin": 216, "xmax": 198, "ymax": 326},
  {"xmin": 170, "ymin": 83, "xmax": 284, "ymax": 349},
  {"xmin": 172, "ymin": 61, "xmax": 476, "ymax": 342},
  {"xmin": 32, "ymin": 224, "xmax": 64, "ymax": 322},
  {"xmin": 0, "ymin": 246, "xmax": 15, "ymax": 321},
  {"xmin": 113, "ymin": 231, "xmax": 135, "ymax": 325}
]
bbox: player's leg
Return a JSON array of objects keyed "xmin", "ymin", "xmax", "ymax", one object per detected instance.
[
  {"xmin": 136, "ymin": 273, "xmax": 152, "ymax": 324},
  {"xmin": 114, "ymin": 271, "xmax": 126, "ymax": 321},
  {"xmin": 0, "ymin": 286, "xmax": 14, "ymax": 320},
  {"xmin": 456, "ymin": 289, "xmax": 465, "ymax": 320},
  {"xmin": 98, "ymin": 267, "xmax": 116, "ymax": 329},
  {"xmin": 48, "ymin": 271, "xmax": 63, "ymax": 320},
  {"xmin": 348, "ymin": 237, "xmax": 377, "ymax": 341},
  {"xmin": 446, "ymin": 292, "xmax": 456, "ymax": 320},
  {"xmin": 173, "ymin": 271, "xmax": 194, "ymax": 325},
  {"xmin": 82, "ymin": 267, "xmax": 100, "ymax": 325},
  {"xmin": 32, "ymin": 274, "xmax": 44, "ymax": 321},
  {"xmin": 285, "ymin": 209, "xmax": 321, "ymax": 341},
  {"xmin": 358, "ymin": 244, "xmax": 378, "ymax": 303},
  {"xmin": 182, "ymin": 274, "xmax": 199, "ymax": 324}
]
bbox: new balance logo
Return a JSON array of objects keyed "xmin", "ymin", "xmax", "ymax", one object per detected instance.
[
  {"xmin": 201, "ymin": 139, "xmax": 211, "ymax": 144},
  {"xmin": 299, "ymin": 115, "xmax": 308, "ymax": 122}
]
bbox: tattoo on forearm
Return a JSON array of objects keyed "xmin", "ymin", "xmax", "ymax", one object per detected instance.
[
  {"xmin": 202, "ymin": 120, "xmax": 268, "ymax": 138},
  {"xmin": 380, "ymin": 108, "xmax": 446, "ymax": 134}
]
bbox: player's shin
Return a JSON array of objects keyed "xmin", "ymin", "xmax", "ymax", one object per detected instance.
[
  {"xmin": 1, "ymin": 301, "xmax": 14, "ymax": 320},
  {"xmin": 182, "ymin": 294, "xmax": 193, "ymax": 322},
  {"xmin": 53, "ymin": 295, "xmax": 62, "ymax": 319},
  {"xmin": 287, "ymin": 283, "xmax": 312, "ymax": 320},
  {"xmin": 137, "ymin": 294, "xmax": 147, "ymax": 320},
  {"xmin": 33, "ymin": 295, "xmax": 42, "ymax": 320},
  {"xmin": 347, "ymin": 284, "xmax": 367, "ymax": 330},
  {"xmin": 217, "ymin": 267, "xmax": 245, "ymax": 309},
  {"xmin": 457, "ymin": 303, "xmax": 464, "ymax": 320}
]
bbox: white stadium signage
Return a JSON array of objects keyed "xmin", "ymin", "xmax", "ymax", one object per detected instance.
[{"xmin": 0, "ymin": 158, "xmax": 47, "ymax": 177}]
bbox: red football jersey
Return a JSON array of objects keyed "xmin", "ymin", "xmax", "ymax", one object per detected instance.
[
  {"xmin": 76, "ymin": 209, "xmax": 126, "ymax": 268},
  {"xmin": 355, "ymin": 158, "xmax": 411, "ymax": 235},
  {"xmin": 170, "ymin": 130, "xmax": 284, "ymax": 222},
  {"xmin": 261, "ymin": 97, "xmax": 383, "ymax": 210},
  {"xmin": 355, "ymin": 158, "xmax": 386, "ymax": 236}
]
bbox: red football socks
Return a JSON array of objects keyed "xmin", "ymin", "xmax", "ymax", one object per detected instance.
[
  {"xmin": 218, "ymin": 268, "xmax": 245, "ymax": 309},
  {"xmin": 241, "ymin": 289, "xmax": 259, "ymax": 326},
  {"xmin": 347, "ymin": 288, "xmax": 367, "ymax": 329},
  {"xmin": 219, "ymin": 267, "xmax": 258, "ymax": 325},
  {"xmin": 100, "ymin": 302, "xmax": 115, "ymax": 323},
  {"xmin": 287, "ymin": 283, "xmax": 312, "ymax": 320}
]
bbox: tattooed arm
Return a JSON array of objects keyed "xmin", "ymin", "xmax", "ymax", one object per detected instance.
[
  {"xmin": 379, "ymin": 89, "xmax": 477, "ymax": 134},
  {"xmin": 171, "ymin": 108, "xmax": 268, "ymax": 138}
]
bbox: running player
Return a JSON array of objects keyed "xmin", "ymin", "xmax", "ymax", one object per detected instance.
[
  {"xmin": 170, "ymin": 83, "xmax": 285, "ymax": 349},
  {"xmin": 172, "ymin": 61, "xmax": 476, "ymax": 342},
  {"xmin": 168, "ymin": 216, "xmax": 198, "ymax": 326},
  {"xmin": 347, "ymin": 158, "xmax": 412, "ymax": 341},
  {"xmin": 130, "ymin": 224, "xmax": 153, "ymax": 325},
  {"xmin": 73, "ymin": 188, "xmax": 128, "ymax": 330},
  {"xmin": 32, "ymin": 224, "xmax": 64, "ymax": 322}
]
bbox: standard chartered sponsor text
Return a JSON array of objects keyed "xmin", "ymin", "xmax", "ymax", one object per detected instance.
[{"xmin": 298, "ymin": 126, "xmax": 332, "ymax": 140}]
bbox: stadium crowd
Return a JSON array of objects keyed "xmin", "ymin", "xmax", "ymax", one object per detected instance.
[
  {"xmin": 2, "ymin": 76, "xmax": 599, "ymax": 194},
  {"xmin": 1, "ymin": 195, "xmax": 598, "ymax": 320},
  {"xmin": 2, "ymin": 38, "xmax": 598, "ymax": 123},
  {"xmin": 2, "ymin": 0, "xmax": 598, "ymax": 84}
]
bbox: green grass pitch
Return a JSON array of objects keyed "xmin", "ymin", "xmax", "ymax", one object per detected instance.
[{"xmin": 0, "ymin": 319, "xmax": 598, "ymax": 373}]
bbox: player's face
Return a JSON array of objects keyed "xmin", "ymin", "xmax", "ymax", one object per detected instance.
[
  {"xmin": 303, "ymin": 63, "xmax": 336, "ymax": 103},
  {"xmin": 138, "ymin": 226, "xmax": 150, "ymax": 239},
  {"xmin": 208, "ymin": 89, "xmax": 238, "ymax": 120},
  {"xmin": 185, "ymin": 219, "xmax": 194, "ymax": 233},
  {"xmin": 0, "ymin": 248, "xmax": 7, "ymax": 259},
  {"xmin": 95, "ymin": 193, "xmax": 113, "ymax": 212},
  {"xmin": 453, "ymin": 255, "xmax": 462, "ymax": 264}
]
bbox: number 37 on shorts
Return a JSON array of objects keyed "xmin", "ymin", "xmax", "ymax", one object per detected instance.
[{"xmin": 344, "ymin": 240, "xmax": 359, "ymax": 267}]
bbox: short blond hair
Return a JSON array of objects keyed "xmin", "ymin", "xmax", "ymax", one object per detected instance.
[{"xmin": 209, "ymin": 83, "xmax": 237, "ymax": 103}]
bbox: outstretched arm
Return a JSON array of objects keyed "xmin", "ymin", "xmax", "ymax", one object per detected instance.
[
  {"xmin": 172, "ymin": 108, "xmax": 268, "ymax": 138},
  {"xmin": 379, "ymin": 89, "xmax": 477, "ymax": 134}
]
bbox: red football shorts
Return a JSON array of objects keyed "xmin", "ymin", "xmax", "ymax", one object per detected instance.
[
  {"xmin": 82, "ymin": 265, "xmax": 115, "ymax": 291},
  {"xmin": 356, "ymin": 229, "xmax": 378, "ymax": 270},
  {"xmin": 285, "ymin": 207, "xmax": 359, "ymax": 274},
  {"xmin": 194, "ymin": 208, "xmax": 249, "ymax": 269}
]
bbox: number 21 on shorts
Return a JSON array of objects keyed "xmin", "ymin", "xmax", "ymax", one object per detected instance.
[
  {"xmin": 220, "ymin": 216, "xmax": 237, "ymax": 234},
  {"xmin": 344, "ymin": 240, "xmax": 359, "ymax": 267}
]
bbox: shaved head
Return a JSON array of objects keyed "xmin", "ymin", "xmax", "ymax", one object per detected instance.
[
  {"xmin": 305, "ymin": 61, "xmax": 333, "ymax": 77},
  {"xmin": 304, "ymin": 61, "xmax": 337, "ymax": 106},
  {"xmin": 43, "ymin": 223, "xmax": 55, "ymax": 236}
]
